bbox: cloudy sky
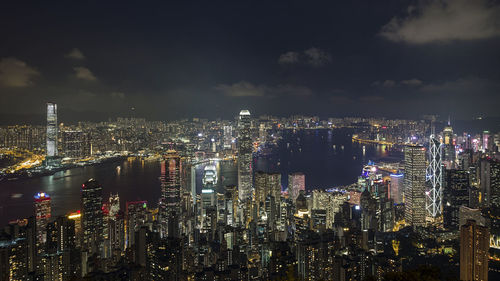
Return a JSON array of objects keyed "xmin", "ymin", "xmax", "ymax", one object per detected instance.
[{"xmin": 0, "ymin": 0, "xmax": 499, "ymax": 123}]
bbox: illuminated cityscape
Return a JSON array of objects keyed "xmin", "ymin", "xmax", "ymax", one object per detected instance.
[{"xmin": 1, "ymin": 1, "xmax": 500, "ymax": 281}]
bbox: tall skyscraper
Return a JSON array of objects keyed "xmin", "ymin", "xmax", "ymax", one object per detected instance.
[
  {"xmin": 480, "ymin": 158, "xmax": 500, "ymax": 210},
  {"xmin": 403, "ymin": 145, "xmax": 426, "ymax": 227},
  {"xmin": 460, "ymin": 220, "xmax": 489, "ymax": 281},
  {"xmin": 426, "ymin": 136, "xmax": 443, "ymax": 218},
  {"xmin": 443, "ymin": 122, "xmax": 455, "ymax": 169},
  {"xmin": 46, "ymin": 102, "xmax": 58, "ymax": 157},
  {"xmin": 389, "ymin": 174, "xmax": 403, "ymax": 204},
  {"xmin": 254, "ymin": 171, "xmax": 282, "ymax": 205},
  {"xmin": 237, "ymin": 110, "xmax": 253, "ymax": 203},
  {"xmin": 159, "ymin": 150, "xmax": 181, "ymax": 237},
  {"xmin": 223, "ymin": 125, "xmax": 233, "ymax": 149},
  {"xmin": 288, "ymin": 172, "xmax": 305, "ymax": 202},
  {"xmin": 443, "ymin": 169, "xmax": 470, "ymax": 230},
  {"xmin": 81, "ymin": 179, "xmax": 104, "ymax": 255},
  {"xmin": 483, "ymin": 131, "xmax": 490, "ymax": 152},
  {"xmin": 34, "ymin": 192, "xmax": 51, "ymax": 246},
  {"xmin": 126, "ymin": 201, "xmax": 148, "ymax": 248}
]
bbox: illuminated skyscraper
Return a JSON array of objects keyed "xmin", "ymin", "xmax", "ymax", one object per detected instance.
[
  {"xmin": 126, "ymin": 201, "xmax": 148, "ymax": 248},
  {"xmin": 460, "ymin": 220, "xmax": 489, "ymax": 281},
  {"xmin": 159, "ymin": 150, "xmax": 181, "ymax": 237},
  {"xmin": 403, "ymin": 145, "xmax": 426, "ymax": 227},
  {"xmin": 254, "ymin": 172, "xmax": 281, "ymax": 205},
  {"xmin": 46, "ymin": 102, "xmax": 58, "ymax": 157},
  {"xmin": 237, "ymin": 110, "xmax": 253, "ymax": 203},
  {"xmin": 483, "ymin": 131, "xmax": 490, "ymax": 152},
  {"xmin": 426, "ymin": 136, "xmax": 443, "ymax": 218},
  {"xmin": 81, "ymin": 179, "xmax": 104, "ymax": 255},
  {"xmin": 288, "ymin": 172, "xmax": 305, "ymax": 202},
  {"xmin": 389, "ymin": 174, "xmax": 403, "ymax": 204},
  {"xmin": 34, "ymin": 192, "xmax": 51, "ymax": 246},
  {"xmin": 443, "ymin": 121, "xmax": 455, "ymax": 169},
  {"xmin": 480, "ymin": 158, "xmax": 500, "ymax": 210},
  {"xmin": 443, "ymin": 169, "xmax": 470, "ymax": 230},
  {"xmin": 223, "ymin": 125, "xmax": 233, "ymax": 149}
]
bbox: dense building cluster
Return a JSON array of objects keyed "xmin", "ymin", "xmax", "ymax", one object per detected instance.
[{"xmin": 1, "ymin": 105, "xmax": 500, "ymax": 280}]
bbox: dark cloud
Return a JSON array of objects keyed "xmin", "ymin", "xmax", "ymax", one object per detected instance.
[
  {"xmin": 214, "ymin": 81, "xmax": 311, "ymax": 98},
  {"xmin": 372, "ymin": 80, "xmax": 396, "ymax": 88},
  {"xmin": 304, "ymin": 47, "xmax": 332, "ymax": 66},
  {"xmin": 65, "ymin": 48, "xmax": 85, "ymax": 60},
  {"xmin": 215, "ymin": 81, "xmax": 267, "ymax": 97},
  {"xmin": 380, "ymin": 0, "xmax": 500, "ymax": 44},
  {"xmin": 0, "ymin": 57, "xmax": 39, "ymax": 87},
  {"xmin": 401, "ymin": 78, "xmax": 423, "ymax": 86},
  {"xmin": 111, "ymin": 92, "xmax": 125, "ymax": 99},
  {"xmin": 278, "ymin": 48, "xmax": 331, "ymax": 66},
  {"xmin": 359, "ymin": 96, "xmax": 384, "ymax": 103},
  {"xmin": 73, "ymin": 67, "xmax": 97, "ymax": 81},
  {"xmin": 278, "ymin": 51, "xmax": 300, "ymax": 64},
  {"xmin": 373, "ymin": 79, "xmax": 423, "ymax": 88}
]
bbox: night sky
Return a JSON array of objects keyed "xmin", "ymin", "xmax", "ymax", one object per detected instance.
[{"xmin": 1, "ymin": 0, "xmax": 499, "ymax": 123}]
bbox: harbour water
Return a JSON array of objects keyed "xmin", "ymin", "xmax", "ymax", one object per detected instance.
[{"xmin": 0, "ymin": 129, "xmax": 402, "ymax": 225}]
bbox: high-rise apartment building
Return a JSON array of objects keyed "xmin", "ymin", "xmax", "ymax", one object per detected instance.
[
  {"xmin": 62, "ymin": 130, "xmax": 90, "ymax": 158},
  {"xmin": 46, "ymin": 102, "xmax": 58, "ymax": 157},
  {"xmin": 403, "ymin": 145, "xmax": 426, "ymax": 227},
  {"xmin": 460, "ymin": 220, "xmax": 489, "ymax": 281},
  {"xmin": 81, "ymin": 179, "xmax": 104, "ymax": 255}
]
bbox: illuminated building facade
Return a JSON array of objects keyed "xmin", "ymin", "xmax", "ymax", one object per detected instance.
[
  {"xmin": 81, "ymin": 179, "xmax": 104, "ymax": 255},
  {"xmin": 443, "ymin": 169, "xmax": 470, "ymax": 230},
  {"xmin": 62, "ymin": 130, "xmax": 90, "ymax": 158},
  {"xmin": 483, "ymin": 131, "xmax": 490, "ymax": 152},
  {"xmin": 34, "ymin": 192, "xmax": 51, "ymax": 246},
  {"xmin": 288, "ymin": 172, "xmax": 305, "ymax": 202},
  {"xmin": 46, "ymin": 102, "xmax": 58, "ymax": 157},
  {"xmin": 480, "ymin": 158, "xmax": 500, "ymax": 210},
  {"xmin": 443, "ymin": 123, "xmax": 455, "ymax": 169},
  {"xmin": 159, "ymin": 150, "xmax": 181, "ymax": 237},
  {"xmin": 426, "ymin": 136, "xmax": 443, "ymax": 218},
  {"xmin": 223, "ymin": 125, "xmax": 233, "ymax": 149},
  {"xmin": 460, "ymin": 220, "xmax": 489, "ymax": 281},
  {"xmin": 237, "ymin": 110, "xmax": 253, "ymax": 203},
  {"xmin": 403, "ymin": 145, "xmax": 426, "ymax": 227},
  {"xmin": 126, "ymin": 201, "xmax": 148, "ymax": 248},
  {"xmin": 389, "ymin": 174, "xmax": 403, "ymax": 204},
  {"xmin": 254, "ymin": 172, "xmax": 281, "ymax": 205}
]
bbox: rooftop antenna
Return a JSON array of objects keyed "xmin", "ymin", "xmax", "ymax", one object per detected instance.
[
  {"xmin": 447, "ymin": 115, "xmax": 451, "ymax": 126},
  {"xmin": 430, "ymin": 118, "xmax": 435, "ymax": 136}
]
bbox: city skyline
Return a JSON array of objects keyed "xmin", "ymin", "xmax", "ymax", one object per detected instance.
[{"xmin": 1, "ymin": 1, "xmax": 500, "ymax": 280}]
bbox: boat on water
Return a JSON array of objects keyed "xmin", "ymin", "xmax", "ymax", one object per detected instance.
[{"xmin": 11, "ymin": 193, "xmax": 23, "ymax": 199}]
